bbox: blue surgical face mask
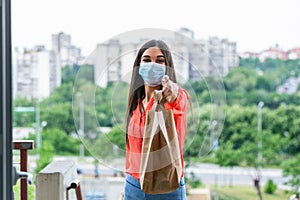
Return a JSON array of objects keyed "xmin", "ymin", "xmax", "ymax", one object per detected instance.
[{"xmin": 139, "ymin": 62, "xmax": 166, "ymax": 87}]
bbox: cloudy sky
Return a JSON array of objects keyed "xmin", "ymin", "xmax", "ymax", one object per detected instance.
[{"xmin": 11, "ymin": 0, "xmax": 300, "ymax": 56}]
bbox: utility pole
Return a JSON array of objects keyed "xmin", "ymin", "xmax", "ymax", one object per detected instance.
[
  {"xmin": 210, "ymin": 120, "xmax": 218, "ymax": 150},
  {"xmin": 77, "ymin": 92, "xmax": 84, "ymax": 157},
  {"xmin": 256, "ymin": 101, "xmax": 264, "ymax": 200},
  {"xmin": 257, "ymin": 101, "xmax": 264, "ymax": 174},
  {"xmin": 36, "ymin": 99, "xmax": 41, "ymax": 149}
]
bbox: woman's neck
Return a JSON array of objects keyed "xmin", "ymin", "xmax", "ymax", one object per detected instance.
[{"xmin": 144, "ymin": 85, "xmax": 161, "ymax": 102}]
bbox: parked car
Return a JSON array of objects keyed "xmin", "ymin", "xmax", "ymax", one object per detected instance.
[{"xmin": 85, "ymin": 192, "xmax": 106, "ymax": 200}]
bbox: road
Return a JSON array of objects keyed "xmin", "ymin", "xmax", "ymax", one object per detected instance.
[
  {"xmin": 185, "ymin": 163, "xmax": 291, "ymax": 190},
  {"xmin": 79, "ymin": 176, "xmax": 125, "ymax": 200}
]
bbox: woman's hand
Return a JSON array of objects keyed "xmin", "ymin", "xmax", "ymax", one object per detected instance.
[{"xmin": 162, "ymin": 75, "xmax": 179, "ymax": 103}]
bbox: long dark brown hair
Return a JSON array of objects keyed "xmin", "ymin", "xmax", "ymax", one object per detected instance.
[{"xmin": 125, "ymin": 39, "xmax": 177, "ymax": 132}]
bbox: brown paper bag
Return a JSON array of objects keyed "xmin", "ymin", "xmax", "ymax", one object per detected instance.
[{"xmin": 140, "ymin": 90, "xmax": 182, "ymax": 194}]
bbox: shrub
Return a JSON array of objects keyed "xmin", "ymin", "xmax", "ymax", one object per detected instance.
[
  {"xmin": 185, "ymin": 171, "xmax": 202, "ymax": 188},
  {"xmin": 264, "ymin": 179, "xmax": 277, "ymax": 194}
]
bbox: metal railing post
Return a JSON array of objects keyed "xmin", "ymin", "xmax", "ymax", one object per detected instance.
[
  {"xmin": 66, "ymin": 179, "xmax": 83, "ymax": 200},
  {"xmin": 13, "ymin": 140, "xmax": 34, "ymax": 200}
]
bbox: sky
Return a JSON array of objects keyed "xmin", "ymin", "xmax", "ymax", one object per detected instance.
[{"xmin": 11, "ymin": 0, "xmax": 300, "ymax": 57}]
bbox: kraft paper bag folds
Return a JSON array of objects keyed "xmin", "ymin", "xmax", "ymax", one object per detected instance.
[{"xmin": 140, "ymin": 90, "xmax": 182, "ymax": 194}]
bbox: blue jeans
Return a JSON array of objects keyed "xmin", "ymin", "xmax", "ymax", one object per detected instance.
[{"xmin": 124, "ymin": 174, "xmax": 187, "ymax": 200}]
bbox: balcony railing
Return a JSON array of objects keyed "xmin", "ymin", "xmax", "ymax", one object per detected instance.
[{"xmin": 13, "ymin": 140, "xmax": 34, "ymax": 200}]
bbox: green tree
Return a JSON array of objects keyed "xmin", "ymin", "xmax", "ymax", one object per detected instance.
[
  {"xmin": 282, "ymin": 153, "xmax": 300, "ymax": 193},
  {"xmin": 41, "ymin": 102, "xmax": 75, "ymax": 134},
  {"xmin": 13, "ymin": 97, "xmax": 35, "ymax": 127},
  {"xmin": 224, "ymin": 67, "xmax": 257, "ymax": 93},
  {"xmin": 106, "ymin": 125, "xmax": 126, "ymax": 152},
  {"xmin": 41, "ymin": 128, "xmax": 80, "ymax": 155},
  {"xmin": 256, "ymin": 76, "xmax": 272, "ymax": 91},
  {"xmin": 86, "ymin": 133, "xmax": 116, "ymax": 162},
  {"xmin": 35, "ymin": 142, "xmax": 55, "ymax": 174}
]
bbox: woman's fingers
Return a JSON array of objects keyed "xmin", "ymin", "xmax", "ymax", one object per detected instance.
[
  {"xmin": 161, "ymin": 75, "xmax": 178, "ymax": 103},
  {"xmin": 162, "ymin": 75, "xmax": 169, "ymax": 91}
]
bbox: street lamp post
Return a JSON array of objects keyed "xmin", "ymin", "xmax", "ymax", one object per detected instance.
[
  {"xmin": 209, "ymin": 119, "xmax": 218, "ymax": 200},
  {"xmin": 257, "ymin": 101, "xmax": 264, "ymax": 175},
  {"xmin": 210, "ymin": 120, "xmax": 218, "ymax": 150},
  {"xmin": 77, "ymin": 92, "xmax": 84, "ymax": 157},
  {"xmin": 35, "ymin": 99, "xmax": 47, "ymax": 150},
  {"xmin": 35, "ymin": 99, "xmax": 41, "ymax": 149}
]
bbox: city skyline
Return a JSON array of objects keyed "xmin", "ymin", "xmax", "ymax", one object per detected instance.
[
  {"xmin": 11, "ymin": 0, "xmax": 300, "ymax": 57},
  {"xmin": 13, "ymin": 31, "xmax": 239, "ymax": 99}
]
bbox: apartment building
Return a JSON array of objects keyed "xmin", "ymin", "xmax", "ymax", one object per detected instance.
[
  {"xmin": 14, "ymin": 32, "xmax": 83, "ymax": 99},
  {"xmin": 13, "ymin": 46, "xmax": 58, "ymax": 99},
  {"xmin": 287, "ymin": 48, "xmax": 300, "ymax": 60},
  {"xmin": 86, "ymin": 39, "xmax": 122, "ymax": 87},
  {"xmin": 240, "ymin": 45, "xmax": 300, "ymax": 61},
  {"xmin": 51, "ymin": 32, "xmax": 84, "ymax": 67}
]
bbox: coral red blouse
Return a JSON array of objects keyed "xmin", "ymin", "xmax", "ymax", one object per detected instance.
[{"xmin": 126, "ymin": 88, "xmax": 189, "ymax": 180}]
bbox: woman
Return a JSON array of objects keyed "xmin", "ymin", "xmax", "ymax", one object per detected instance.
[{"xmin": 124, "ymin": 39, "xmax": 189, "ymax": 200}]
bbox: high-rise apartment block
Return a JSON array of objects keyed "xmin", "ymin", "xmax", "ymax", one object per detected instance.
[
  {"xmin": 13, "ymin": 46, "xmax": 58, "ymax": 99},
  {"xmin": 13, "ymin": 32, "xmax": 83, "ymax": 100},
  {"xmin": 86, "ymin": 39, "xmax": 142, "ymax": 87},
  {"xmin": 51, "ymin": 32, "xmax": 84, "ymax": 67}
]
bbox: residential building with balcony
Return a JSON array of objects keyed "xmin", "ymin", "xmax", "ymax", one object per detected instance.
[
  {"xmin": 51, "ymin": 32, "xmax": 84, "ymax": 67},
  {"xmin": 287, "ymin": 47, "xmax": 300, "ymax": 60},
  {"xmin": 239, "ymin": 45, "xmax": 300, "ymax": 61},
  {"xmin": 86, "ymin": 39, "xmax": 122, "ymax": 88},
  {"xmin": 13, "ymin": 46, "xmax": 60, "ymax": 100},
  {"xmin": 14, "ymin": 32, "xmax": 85, "ymax": 99},
  {"xmin": 259, "ymin": 45, "xmax": 288, "ymax": 61}
]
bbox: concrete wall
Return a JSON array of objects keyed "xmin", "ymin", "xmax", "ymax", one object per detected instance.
[{"xmin": 36, "ymin": 160, "xmax": 77, "ymax": 200}]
